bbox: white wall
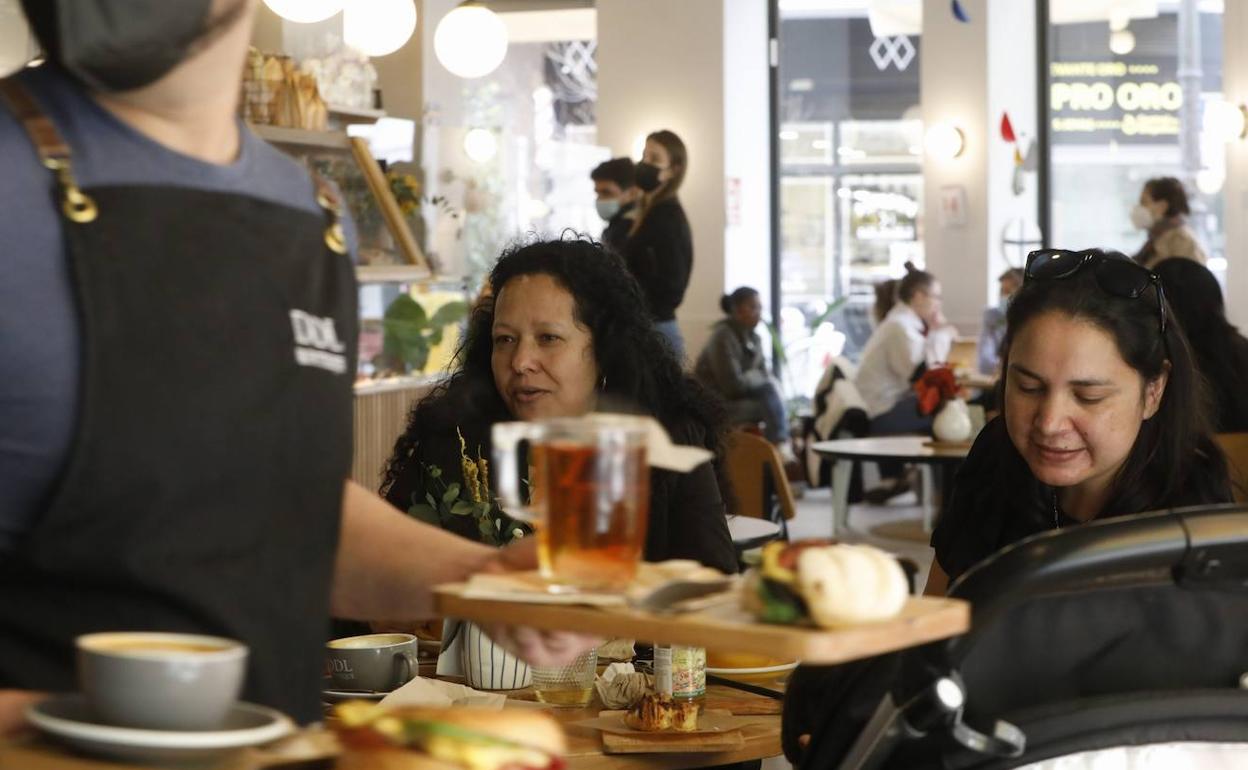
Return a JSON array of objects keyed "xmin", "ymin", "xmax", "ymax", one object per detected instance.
[
  {"xmin": 1224, "ymin": 2, "xmax": 1248, "ymax": 330},
  {"xmin": 722, "ymin": 0, "xmax": 773, "ymax": 305},
  {"xmin": 596, "ymin": 0, "xmax": 728, "ymax": 359},
  {"xmin": 921, "ymin": 0, "xmax": 1037, "ymax": 334}
]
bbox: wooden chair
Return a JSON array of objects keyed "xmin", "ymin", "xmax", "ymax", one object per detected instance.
[
  {"xmin": 724, "ymin": 430, "xmax": 798, "ymax": 528},
  {"xmin": 1216, "ymin": 432, "xmax": 1248, "ymax": 504}
]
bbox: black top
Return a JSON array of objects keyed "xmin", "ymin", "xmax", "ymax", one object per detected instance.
[
  {"xmin": 930, "ymin": 418, "xmax": 1231, "ymax": 584},
  {"xmin": 0, "ymin": 118, "xmax": 355, "ymax": 723},
  {"xmin": 384, "ymin": 413, "xmax": 738, "ymax": 576},
  {"xmin": 623, "ymin": 198, "xmax": 693, "ymax": 322}
]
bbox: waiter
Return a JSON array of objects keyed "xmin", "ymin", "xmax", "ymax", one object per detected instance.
[{"xmin": 0, "ymin": 0, "xmax": 590, "ymax": 731}]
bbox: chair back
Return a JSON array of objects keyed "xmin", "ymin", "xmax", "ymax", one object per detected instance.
[
  {"xmin": 724, "ymin": 430, "xmax": 797, "ymax": 521},
  {"xmin": 1215, "ymin": 432, "xmax": 1248, "ymax": 503}
]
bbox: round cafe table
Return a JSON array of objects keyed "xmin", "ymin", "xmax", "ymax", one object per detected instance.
[{"xmin": 811, "ymin": 435, "xmax": 972, "ymax": 542}]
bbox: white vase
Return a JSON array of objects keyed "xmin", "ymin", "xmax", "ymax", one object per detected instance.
[
  {"xmin": 932, "ymin": 398, "xmax": 974, "ymax": 443},
  {"xmin": 439, "ymin": 620, "xmax": 532, "ymax": 691}
]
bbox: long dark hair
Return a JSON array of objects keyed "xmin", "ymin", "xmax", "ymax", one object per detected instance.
[
  {"xmin": 998, "ymin": 250, "xmax": 1229, "ymax": 517},
  {"xmin": 380, "ymin": 236, "xmax": 729, "ymax": 507},
  {"xmin": 1153, "ymin": 257, "xmax": 1248, "ymax": 432}
]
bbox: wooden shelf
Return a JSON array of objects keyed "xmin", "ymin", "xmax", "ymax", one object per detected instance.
[
  {"xmin": 355, "ymin": 264, "xmax": 433, "ymax": 284},
  {"xmin": 328, "ymin": 103, "xmax": 387, "ymax": 123},
  {"xmin": 434, "ymin": 583, "xmax": 969, "ymax": 665},
  {"xmin": 250, "ymin": 124, "xmax": 350, "ymax": 150}
]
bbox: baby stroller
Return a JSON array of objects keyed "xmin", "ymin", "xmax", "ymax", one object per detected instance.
[{"xmin": 793, "ymin": 504, "xmax": 1248, "ymax": 769}]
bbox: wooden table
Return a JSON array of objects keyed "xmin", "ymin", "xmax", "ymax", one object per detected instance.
[
  {"xmin": 812, "ymin": 435, "xmax": 971, "ymax": 541},
  {"xmin": 3, "ymin": 682, "xmax": 783, "ymax": 770}
]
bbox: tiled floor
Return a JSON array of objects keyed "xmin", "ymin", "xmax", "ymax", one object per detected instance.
[{"xmin": 758, "ymin": 483, "xmax": 934, "ymax": 770}]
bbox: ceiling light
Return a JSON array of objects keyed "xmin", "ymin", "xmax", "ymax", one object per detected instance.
[
  {"xmin": 435, "ymin": 2, "xmax": 509, "ymax": 79},
  {"xmin": 344, "ymin": 0, "xmax": 418, "ymax": 57},
  {"xmin": 262, "ymin": 0, "xmax": 344, "ymax": 24}
]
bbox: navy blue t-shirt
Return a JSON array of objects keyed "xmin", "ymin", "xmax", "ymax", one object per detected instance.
[{"xmin": 0, "ymin": 66, "xmax": 355, "ymax": 550}]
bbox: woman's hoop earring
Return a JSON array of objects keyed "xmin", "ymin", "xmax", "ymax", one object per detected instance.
[{"xmin": 600, "ymin": 376, "xmax": 608, "ymax": 391}]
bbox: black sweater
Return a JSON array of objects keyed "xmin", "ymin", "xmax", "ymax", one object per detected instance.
[{"xmin": 623, "ymin": 198, "xmax": 693, "ymax": 322}]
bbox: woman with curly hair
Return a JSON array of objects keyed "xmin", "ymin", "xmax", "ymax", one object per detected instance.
[{"xmin": 380, "ymin": 237, "xmax": 737, "ymax": 574}]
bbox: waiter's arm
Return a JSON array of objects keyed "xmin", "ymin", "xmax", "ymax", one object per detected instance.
[
  {"xmin": 331, "ymin": 481, "xmax": 496, "ymax": 620},
  {"xmin": 331, "ymin": 481, "xmax": 596, "ymax": 666}
]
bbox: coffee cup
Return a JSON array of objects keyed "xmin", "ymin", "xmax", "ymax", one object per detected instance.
[
  {"xmin": 77, "ymin": 631, "xmax": 248, "ymax": 731},
  {"xmin": 325, "ymin": 633, "xmax": 419, "ymax": 692}
]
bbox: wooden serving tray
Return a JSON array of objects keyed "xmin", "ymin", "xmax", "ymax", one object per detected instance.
[{"xmin": 433, "ymin": 585, "xmax": 969, "ymax": 665}]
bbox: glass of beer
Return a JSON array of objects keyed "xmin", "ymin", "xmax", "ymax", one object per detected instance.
[{"xmin": 493, "ymin": 414, "xmax": 650, "ymax": 591}]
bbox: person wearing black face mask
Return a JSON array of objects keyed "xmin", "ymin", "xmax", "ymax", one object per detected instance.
[
  {"xmin": 590, "ymin": 156, "xmax": 639, "ymax": 254},
  {"xmin": 624, "ymin": 129, "xmax": 693, "ymax": 361},
  {"xmin": 0, "ymin": 0, "xmax": 593, "ymax": 733}
]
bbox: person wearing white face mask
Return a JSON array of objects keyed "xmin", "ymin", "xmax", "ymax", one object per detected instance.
[
  {"xmin": 1130, "ymin": 176, "xmax": 1207, "ymax": 269},
  {"xmin": 590, "ymin": 157, "xmax": 639, "ymax": 254}
]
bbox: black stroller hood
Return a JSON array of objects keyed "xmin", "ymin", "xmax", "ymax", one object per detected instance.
[{"xmin": 806, "ymin": 504, "xmax": 1248, "ymax": 769}]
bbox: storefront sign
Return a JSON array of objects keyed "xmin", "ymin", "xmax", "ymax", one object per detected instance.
[{"xmin": 1050, "ymin": 59, "xmax": 1181, "ymax": 143}]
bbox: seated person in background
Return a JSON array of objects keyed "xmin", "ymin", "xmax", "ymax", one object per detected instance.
[
  {"xmin": 1153, "ymin": 257, "xmax": 1248, "ymax": 433},
  {"xmin": 695, "ymin": 287, "xmax": 789, "ymax": 447},
  {"xmin": 977, "ymin": 267, "xmax": 1023, "ymax": 375},
  {"xmin": 856, "ymin": 263, "xmax": 958, "ymax": 437},
  {"xmin": 926, "ymin": 248, "xmax": 1232, "ymax": 595},
  {"xmin": 381, "ymin": 238, "xmax": 737, "ymax": 576},
  {"xmin": 590, "ymin": 157, "xmax": 639, "ymax": 255}
]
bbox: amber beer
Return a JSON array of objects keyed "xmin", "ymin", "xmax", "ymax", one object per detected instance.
[
  {"xmin": 534, "ymin": 441, "xmax": 649, "ymax": 589},
  {"xmin": 493, "ymin": 415, "xmax": 652, "ymax": 591}
]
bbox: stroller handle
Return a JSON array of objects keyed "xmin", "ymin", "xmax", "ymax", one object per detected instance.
[{"xmin": 948, "ymin": 503, "xmax": 1248, "ymax": 652}]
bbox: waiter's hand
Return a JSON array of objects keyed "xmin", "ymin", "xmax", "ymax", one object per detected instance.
[
  {"xmin": 482, "ymin": 537, "xmax": 603, "ymax": 667},
  {"xmin": 0, "ymin": 690, "xmax": 46, "ymax": 736}
]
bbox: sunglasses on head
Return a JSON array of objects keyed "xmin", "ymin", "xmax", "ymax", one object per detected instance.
[{"xmin": 1023, "ymin": 248, "xmax": 1167, "ymax": 335}]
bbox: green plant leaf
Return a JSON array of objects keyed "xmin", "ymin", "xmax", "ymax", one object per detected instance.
[
  {"xmin": 449, "ymin": 500, "xmax": 475, "ymax": 515},
  {"xmin": 442, "ymin": 483, "xmax": 461, "ymax": 503},
  {"xmin": 428, "ymin": 466, "xmax": 442, "ymax": 478},
  {"xmin": 430, "ymin": 301, "xmax": 469, "ymax": 328},
  {"xmin": 425, "ymin": 492, "xmax": 437, "ymax": 508},
  {"xmin": 407, "ymin": 503, "xmax": 440, "ymax": 526}
]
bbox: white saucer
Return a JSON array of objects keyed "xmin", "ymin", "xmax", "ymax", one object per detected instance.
[
  {"xmin": 707, "ymin": 661, "xmax": 799, "ymax": 682},
  {"xmin": 26, "ymin": 694, "xmax": 293, "ymax": 765},
  {"xmin": 322, "ymin": 688, "xmax": 388, "ymax": 703}
]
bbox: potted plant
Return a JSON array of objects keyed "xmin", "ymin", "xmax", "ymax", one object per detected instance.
[
  {"xmin": 374, "ymin": 294, "xmax": 468, "ymax": 375},
  {"xmin": 406, "ymin": 430, "xmax": 535, "ymax": 689}
]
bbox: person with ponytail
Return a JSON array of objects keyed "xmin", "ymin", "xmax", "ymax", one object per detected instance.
[
  {"xmin": 695, "ymin": 287, "xmax": 789, "ymax": 445},
  {"xmin": 855, "ymin": 262, "xmax": 958, "ymax": 436},
  {"xmin": 623, "ymin": 129, "xmax": 693, "ymax": 359}
]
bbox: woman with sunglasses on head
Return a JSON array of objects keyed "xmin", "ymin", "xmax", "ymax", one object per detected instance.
[{"xmin": 924, "ymin": 248, "xmax": 1232, "ymax": 596}]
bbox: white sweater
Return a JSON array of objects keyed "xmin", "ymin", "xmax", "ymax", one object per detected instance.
[{"xmin": 854, "ymin": 304, "xmax": 956, "ymax": 418}]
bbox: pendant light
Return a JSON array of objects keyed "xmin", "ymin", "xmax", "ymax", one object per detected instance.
[
  {"xmin": 434, "ymin": 1, "xmax": 509, "ymax": 79},
  {"xmin": 262, "ymin": 0, "xmax": 344, "ymax": 24},
  {"xmin": 344, "ymin": 0, "xmax": 418, "ymax": 57}
]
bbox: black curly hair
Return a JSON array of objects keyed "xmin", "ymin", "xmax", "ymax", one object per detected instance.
[{"xmin": 379, "ymin": 236, "xmax": 731, "ymax": 519}]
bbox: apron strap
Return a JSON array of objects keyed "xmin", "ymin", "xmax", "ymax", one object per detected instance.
[
  {"xmin": 0, "ymin": 77, "xmax": 98, "ymax": 224},
  {"xmin": 310, "ymin": 172, "xmax": 348, "ymax": 256}
]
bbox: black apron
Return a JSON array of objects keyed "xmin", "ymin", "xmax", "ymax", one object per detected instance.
[{"xmin": 0, "ymin": 78, "xmax": 356, "ymax": 725}]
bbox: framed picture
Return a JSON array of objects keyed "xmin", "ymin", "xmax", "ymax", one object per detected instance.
[{"xmin": 252, "ymin": 125, "xmax": 431, "ymax": 273}]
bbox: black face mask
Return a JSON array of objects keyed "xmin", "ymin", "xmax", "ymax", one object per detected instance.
[
  {"xmin": 634, "ymin": 162, "xmax": 663, "ymax": 193},
  {"xmin": 21, "ymin": 0, "xmax": 217, "ymax": 92}
]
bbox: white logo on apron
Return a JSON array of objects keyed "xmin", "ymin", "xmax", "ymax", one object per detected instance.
[{"xmin": 290, "ymin": 309, "xmax": 347, "ymax": 374}]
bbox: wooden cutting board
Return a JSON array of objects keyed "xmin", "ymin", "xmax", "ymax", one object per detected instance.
[
  {"xmin": 434, "ymin": 582, "xmax": 969, "ymax": 665},
  {"xmin": 601, "ymin": 728, "xmax": 745, "ymax": 754}
]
